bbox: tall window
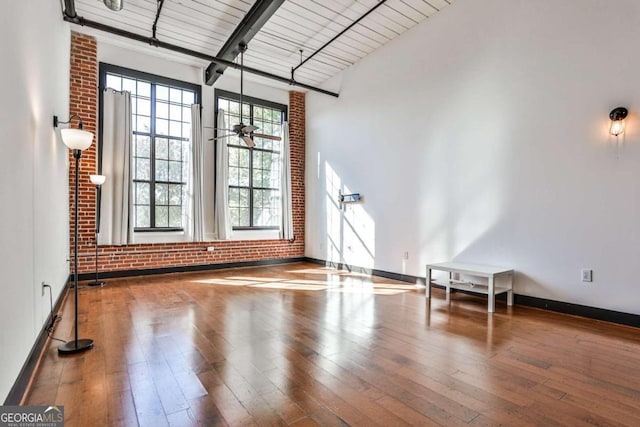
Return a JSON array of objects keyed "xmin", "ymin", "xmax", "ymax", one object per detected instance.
[
  {"xmin": 100, "ymin": 64, "xmax": 200, "ymax": 231},
  {"xmin": 215, "ymin": 90, "xmax": 287, "ymax": 230}
]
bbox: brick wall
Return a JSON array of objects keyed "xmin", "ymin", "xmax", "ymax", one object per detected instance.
[{"xmin": 68, "ymin": 32, "xmax": 305, "ymax": 274}]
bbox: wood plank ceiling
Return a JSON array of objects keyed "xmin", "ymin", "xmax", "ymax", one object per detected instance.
[{"xmin": 74, "ymin": 0, "xmax": 454, "ymax": 86}]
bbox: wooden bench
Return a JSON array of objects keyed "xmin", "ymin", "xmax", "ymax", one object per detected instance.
[{"xmin": 426, "ymin": 262, "xmax": 514, "ymax": 313}]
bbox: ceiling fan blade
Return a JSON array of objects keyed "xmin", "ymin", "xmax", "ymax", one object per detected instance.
[
  {"xmin": 241, "ymin": 125, "xmax": 259, "ymax": 133},
  {"xmin": 252, "ymin": 133, "xmax": 282, "ymax": 141},
  {"xmin": 208, "ymin": 134, "xmax": 235, "ymax": 141},
  {"xmin": 240, "ymin": 135, "xmax": 255, "ymax": 148}
]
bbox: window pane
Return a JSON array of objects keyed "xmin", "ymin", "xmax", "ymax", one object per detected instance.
[
  {"xmin": 169, "ymin": 140, "xmax": 182, "ymax": 161},
  {"xmin": 182, "ymin": 107, "xmax": 191, "ymax": 123},
  {"xmin": 229, "ymin": 167, "xmax": 239, "ymax": 186},
  {"xmin": 156, "ymin": 101, "xmax": 168, "ymax": 119},
  {"xmin": 182, "ymin": 123, "xmax": 191, "ymax": 137},
  {"xmin": 156, "ymin": 159, "xmax": 168, "ymax": 181},
  {"xmin": 239, "ymin": 188, "xmax": 249, "ymax": 208},
  {"xmin": 135, "ymin": 182, "xmax": 150, "ymax": 204},
  {"xmin": 169, "ymin": 104, "xmax": 181, "ymax": 121},
  {"xmin": 156, "ymin": 138, "xmax": 168, "ymax": 159},
  {"xmin": 170, "ymin": 88, "xmax": 182, "ymax": 103},
  {"xmin": 239, "ymin": 208, "xmax": 250, "ymax": 227},
  {"xmin": 156, "ymin": 85, "xmax": 169, "ymax": 101},
  {"xmin": 169, "ymin": 184, "xmax": 182, "ymax": 205},
  {"xmin": 169, "ymin": 206, "xmax": 182, "ymax": 228},
  {"xmin": 106, "ymin": 74, "xmax": 121, "ymax": 91},
  {"xmin": 229, "ymin": 101, "xmax": 239, "ymax": 115},
  {"xmin": 135, "ymin": 158, "xmax": 150, "ymax": 180},
  {"xmin": 183, "ymin": 91, "xmax": 194, "ymax": 105},
  {"xmin": 239, "ymin": 148, "xmax": 249, "ymax": 168},
  {"xmin": 138, "ymin": 81, "xmax": 151, "ymax": 97},
  {"xmin": 255, "ymin": 107, "xmax": 263, "ymax": 120},
  {"xmin": 169, "ymin": 161, "xmax": 182, "ymax": 182},
  {"xmin": 122, "ymin": 78, "xmax": 136, "ymax": 94},
  {"xmin": 218, "ymin": 99, "xmax": 229, "ymax": 112},
  {"xmin": 136, "ymin": 135, "xmax": 150, "ymax": 157},
  {"xmin": 136, "ymin": 115, "xmax": 150, "ymax": 133},
  {"xmin": 155, "ymin": 206, "xmax": 168, "ymax": 227},
  {"xmin": 238, "ymin": 166, "xmax": 249, "ymax": 187},
  {"xmin": 230, "ymin": 208, "xmax": 239, "ymax": 226},
  {"xmin": 137, "ymin": 98, "xmax": 151, "ymax": 116},
  {"xmin": 136, "ymin": 206, "xmax": 150, "ymax": 228},
  {"xmin": 169, "ymin": 120, "xmax": 182, "ymax": 137},
  {"xmin": 155, "ymin": 183, "xmax": 168, "ymax": 204},
  {"xmin": 156, "ymin": 118, "xmax": 169, "ymax": 135}
]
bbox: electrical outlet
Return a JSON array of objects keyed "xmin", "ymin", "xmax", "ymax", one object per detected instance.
[
  {"xmin": 403, "ymin": 251, "xmax": 409, "ymax": 260},
  {"xmin": 581, "ymin": 269, "xmax": 593, "ymax": 282},
  {"xmin": 206, "ymin": 246, "xmax": 215, "ymax": 252}
]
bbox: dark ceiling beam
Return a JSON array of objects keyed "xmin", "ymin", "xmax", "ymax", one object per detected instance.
[
  {"xmin": 204, "ymin": 0, "xmax": 284, "ymax": 86},
  {"xmin": 63, "ymin": 0, "xmax": 77, "ymax": 18},
  {"xmin": 62, "ymin": 14, "xmax": 339, "ymax": 97}
]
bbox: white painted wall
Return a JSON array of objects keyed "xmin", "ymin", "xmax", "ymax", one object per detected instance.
[
  {"xmin": 97, "ymin": 41, "xmax": 289, "ymax": 241},
  {"xmin": 0, "ymin": 3, "xmax": 71, "ymax": 401},
  {"xmin": 306, "ymin": 0, "xmax": 640, "ymax": 314}
]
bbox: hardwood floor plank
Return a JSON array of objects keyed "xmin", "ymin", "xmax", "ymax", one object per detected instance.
[{"xmin": 23, "ymin": 262, "xmax": 640, "ymax": 426}]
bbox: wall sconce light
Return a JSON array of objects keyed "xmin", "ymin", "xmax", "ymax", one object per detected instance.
[
  {"xmin": 609, "ymin": 107, "xmax": 628, "ymax": 136},
  {"xmin": 103, "ymin": 0, "xmax": 123, "ymax": 11}
]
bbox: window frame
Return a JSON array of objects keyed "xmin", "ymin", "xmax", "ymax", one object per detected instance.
[
  {"xmin": 214, "ymin": 89, "xmax": 288, "ymax": 231},
  {"xmin": 98, "ymin": 63, "xmax": 202, "ymax": 232}
]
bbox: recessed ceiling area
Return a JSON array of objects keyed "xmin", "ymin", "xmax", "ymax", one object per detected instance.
[{"xmin": 73, "ymin": 0, "xmax": 454, "ymax": 86}]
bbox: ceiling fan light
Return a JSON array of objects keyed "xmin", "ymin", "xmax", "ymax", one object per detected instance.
[{"xmin": 103, "ymin": 0, "xmax": 123, "ymax": 11}]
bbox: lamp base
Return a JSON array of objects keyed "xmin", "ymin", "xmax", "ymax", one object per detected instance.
[
  {"xmin": 58, "ymin": 338, "xmax": 94, "ymax": 354},
  {"xmin": 87, "ymin": 280, "xmax": 105, "ymax": 287}
]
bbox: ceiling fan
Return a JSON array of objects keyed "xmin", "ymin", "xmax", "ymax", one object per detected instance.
[{"xmin": 209, "ymin": 43, "xmax": 281, "ymax": 148}]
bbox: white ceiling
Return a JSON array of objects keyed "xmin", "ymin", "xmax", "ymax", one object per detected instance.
[{"xmin": 74, "ymin": 0, "xmax": 454, "ymax": 87}]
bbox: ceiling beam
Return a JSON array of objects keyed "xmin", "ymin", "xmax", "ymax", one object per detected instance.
[
  {"xmin": 204, "ymin": 0, "xmax": 284, "ymax": 86},
  {"xmin": 62, "ymin": 14, "xmax": 339, "ymax": 97},
  {"xmin": 63, "ymin": 0, "xmax": 77, "ymax": 18}
]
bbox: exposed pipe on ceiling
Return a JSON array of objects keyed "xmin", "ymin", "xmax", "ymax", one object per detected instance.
[
  {"xmin": 292, "ymin": 0, "xmax": 389, "ymax": 77},
  {"xmin": 62, "ymin": 10, "xmax": 339, "ymax": 97}
]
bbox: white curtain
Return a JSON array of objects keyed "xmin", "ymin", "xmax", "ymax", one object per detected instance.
[
  {"xmin": 99, "ymin": 90, "xmax": 133, "ymax": 245},
  {"xmin": 213, "ymin": 109, "xmax": 232, "ymax": 240},
  {"xmin": 187, "ymin": 104, "xmax": 204, "ymax": 242},
  {"xmin": 280, "ymin": 122, "xmax": 293, "ymax": 240}
]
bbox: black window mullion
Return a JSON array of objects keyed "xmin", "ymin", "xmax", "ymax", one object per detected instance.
[
  {"xmin": 150, "ymin": 83, "xmax": 157, "ymax": 228},
  {"xmin": 249, "ymin": 103, "xmax": 255, "ymax": 227}
]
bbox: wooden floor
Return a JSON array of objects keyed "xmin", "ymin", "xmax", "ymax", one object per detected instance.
[{"xmin": 25, "ymin": 261, "xmax": 640, "ymax": 426}]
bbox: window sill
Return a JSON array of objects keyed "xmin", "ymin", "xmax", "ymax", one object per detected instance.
[
  {"xmin": 134, "ymin": 230, "xmax": 186, "ymax": 244},
  {"xmin": 203, "ymin": 229, "xmax": 281, "ymax": 241}
]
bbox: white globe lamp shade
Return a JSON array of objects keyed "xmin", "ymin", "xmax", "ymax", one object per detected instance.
[
  {"xmin": 90, "ymin": 175, "xmax": 106, "ymax": 186},
  {"xmin": 61, "ymin": 128, "xmax": 93, "ymax": 151}
]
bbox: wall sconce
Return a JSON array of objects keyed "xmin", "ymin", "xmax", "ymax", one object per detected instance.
[
  {"xmin": 103, "ymin": 0, "xmax": 123, "ymax": 11},
  {"xmin": 609, "ymin": 107, "xmax": 628, "ymax": 136}
]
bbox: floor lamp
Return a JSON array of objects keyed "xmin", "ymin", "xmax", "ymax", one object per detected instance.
[
  {"xmin": 88, "ymin": 174, "xmax": 106, "ymax": 287},
  {"xmin": 54, "ymin": 114, "xmax": 95, "ymax": 354}
]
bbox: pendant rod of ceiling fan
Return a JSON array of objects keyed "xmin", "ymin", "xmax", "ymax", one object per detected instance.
[
  {"xmin": 292, "ymin": 0, "xmax": 389, "ymax": 73},
  {"xmin": 239, "ymin": 43, "xmax": 245, "ymax": 122},
  {"xmin": 61, "ymin": 13, "xmax": 339, "ymax": 98}
]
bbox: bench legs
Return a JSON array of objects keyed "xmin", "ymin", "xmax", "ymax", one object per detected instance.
[{"xmin": 488, "ymin": 277, "xmax": 495, "ymax": 313}]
